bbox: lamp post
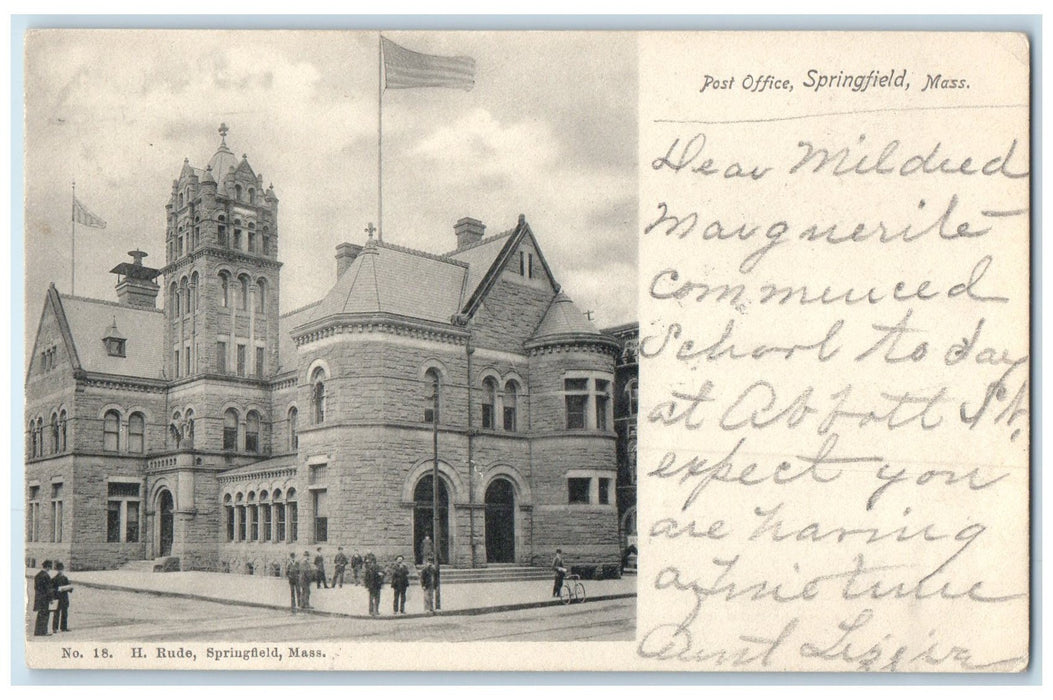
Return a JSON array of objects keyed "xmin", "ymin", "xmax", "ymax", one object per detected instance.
[{"xmin": 430, "ymin": 374, "xmax": 441, "ymax": 611}]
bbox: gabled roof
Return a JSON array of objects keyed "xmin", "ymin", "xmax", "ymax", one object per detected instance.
[
  {"xmin": 456, "ymin": 215, "xmax": 558, "ymax": 318},
  {"xmin": 305, "ymin": 240, "xmax": 468, "ymax": 326},
  {"xmin": 445, "ymin": 228, "xmax": 515, "ymax": 302},
  {"xmin": 55, "ymin": 290, "xmax": 165, "ymax": 379}
]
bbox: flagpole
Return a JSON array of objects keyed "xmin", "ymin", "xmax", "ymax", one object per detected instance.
[
  {"xmin": 377, "ymin": 33, "xmax": 384, "ymax": 242},
  {"xmin": 71, "ymin": 179, "xmax": 76, "ymax": 296}
]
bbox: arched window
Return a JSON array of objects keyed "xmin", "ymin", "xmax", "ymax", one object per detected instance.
[
  {"xmin": 223, "ymin": 408, "xmax": 239, "ymax": 451},
  {"xmin": 170, "ymin": 281, "xmax": 180, "ymax": 315},
  {"xmin": 217, "ymin": 214, "xmax": 228, "ymax": 247},
  {"xmin": 233, "ymin": 221, "xmax": 242, "ymax": 250},
  {"xmin": 248, "ymin": 187, "xmax": 255, "ymax": 204},
  {"xmin": 29, "ymin": 419, "xmax": 38, "ymax": 458},
  {"xmin": 238, "ymin": 275, "xmax": 249, "ymax": 310},
  {"xmin": 191, "ymin": 271, "xmax": 199, "ymax": 311},
  {"xmin": 219, "ymin": 272, "xmax": 230, "ymax": 308},
  {"xmin": 311, "ymin": 368, "xmax": 326, "ymax": 424},
  {"xmin": 103, "ymin": 410, "xmax": 121, "ymax": 452},
  {"xmin": 36, "ymin": 418, "xmax": 44, "ymax": 457},
  {"xmin": 128, "ymin": 412, "xmax": 145, "ymax": 453},
  {"xmin": 246, "ymin": 411, "xmax": 260, "ymax": 453},
  {"xmin": 180, "ymin": 277, "xmax": 190, "ymax": 314},
  {"xmin": 424, "ymin": 368, "xmax": 441, "ymax": 423},
  {"xmin": 288, "ymin": 406, "xmax": 299, "ymax": 450},
  {"xmin": 504, "ymin": 380, "xmax": 519, "ymax": 432},
  {"xmin": 50, "ymin": 412, "xmax": 59, "ymax": 454},
  {"xmin": 235, "ymin": 184, "xmax": 242, "ymax": 201},
  {"xmin": 58, "ymin": 409, "xmax": 67, "ymax": 452},
  {"xmin": 626, "ymin": 379, "xmax": 639, "ymax": 417},
  {"xmin": 262, "ymin": 226, "xmax": 270, "ymax": 256},
  {"xmin": 255, "ymin": 278, "xmax": 266, "ymax": 313},
  {"xmin": 481, "ymin": 377, "xmax": 498, "ymax": 429}
]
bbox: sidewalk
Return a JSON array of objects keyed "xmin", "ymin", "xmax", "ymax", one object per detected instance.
[{"xmin": 62, "ymin": 569, "xmax": 636, "ymax": 619}]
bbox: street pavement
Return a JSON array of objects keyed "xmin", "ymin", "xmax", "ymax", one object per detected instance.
[{"xmin": 58, "ymin": 568, "xmax": 636, "ymax": 619}]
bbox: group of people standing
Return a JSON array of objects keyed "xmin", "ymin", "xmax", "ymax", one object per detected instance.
[
  {"xmin": 285, "ymin": 547, "xmax": 439, "ymax": 617},
  {"xmin": 31, "ymin": 560, "xmax": 73, "ymax": 636}
]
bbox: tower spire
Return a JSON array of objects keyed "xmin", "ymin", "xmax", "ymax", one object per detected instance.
[{"xmin": 218, "ymin": 122, "xmax": 229, "ymax": 146}]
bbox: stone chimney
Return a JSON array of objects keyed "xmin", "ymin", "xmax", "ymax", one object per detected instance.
[
  {"xmin": 110, "ymin": 250, "xmax": 161, "ymax": 308},
  {"xmin": 335, "ymin": 242, "xmax": 363, "ymax": 277},
  {"xmin": 454, "ymin": 217, "xmax": 485, "ymax": 250}
]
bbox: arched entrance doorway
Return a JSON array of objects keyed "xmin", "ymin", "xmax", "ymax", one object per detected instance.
[
  {"xmin": 157, "ymin": 489, "xmax": 174, "ymax": 558},
  {"xmin": 413, "ymin": 474, "xmax": 449, "ymax": 565},
  {"xmin": 484, "ymin": 478, "xmax": 515, "ymax": 563}
]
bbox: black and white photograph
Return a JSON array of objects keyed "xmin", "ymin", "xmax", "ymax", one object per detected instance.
[{"xmin": 22, "ymin": 29, "xmax": 639, "ymax": 657}]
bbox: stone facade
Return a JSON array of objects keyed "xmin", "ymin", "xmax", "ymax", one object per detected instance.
[{"xmin": 25, "ymin": 126, "xmax": 623, "ymax": 575}]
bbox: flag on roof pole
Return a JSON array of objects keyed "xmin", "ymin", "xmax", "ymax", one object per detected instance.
[
  {"xmin": 72, "ymin": 196, "xmax": 107, "ymax": 228},
  {"xmin": 376, "ymin": 36, "xmax": 476, "ymax": 243},
  {"xmin": 381, "ymin": 37, "xmax": 475, "ymax": 91}
]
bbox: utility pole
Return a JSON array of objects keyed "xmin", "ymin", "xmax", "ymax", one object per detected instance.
[{"xmin": 431, "ymin": 374, "xmax": 441, "ymax": 611}]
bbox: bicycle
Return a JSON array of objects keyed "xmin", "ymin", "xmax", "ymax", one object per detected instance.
[{"xmin": 559, "ymin": 573, "xmax": 587, "ymax": 605}]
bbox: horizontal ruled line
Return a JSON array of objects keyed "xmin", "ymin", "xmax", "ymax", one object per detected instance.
[{"xmin": 654, "ymin": 103, "xmax": 1030, "ymax": 126}]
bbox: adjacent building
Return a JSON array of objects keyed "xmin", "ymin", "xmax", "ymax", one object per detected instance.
[{"xmin": 25, "ymin": 126, "xmax": 625, "ymax": 575}]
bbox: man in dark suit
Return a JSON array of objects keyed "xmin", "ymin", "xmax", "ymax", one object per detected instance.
[
  {"xmin": 32, "ymin": 560, "xmax": 53, "ymax": 636},
  {"xmin": 552, "ymin": 548, "xmax": 567, "ymax": 598},
  {"xmin": 314, "ymin": 547, "xmax": 330, "ymax": 589},
  {"xmin": 51, "ymin": 561, "xmax": 72, "ymax": 632},
  {"xmin": 285, "ymin": 552, "xmax": 300, "ymax": 612}
]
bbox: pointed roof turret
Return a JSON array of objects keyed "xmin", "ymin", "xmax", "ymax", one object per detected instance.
[
  {"xmin": 207, "ymin": 122, "xmax": 237, "ymax": 183},
  {"xmin": 103, "ymin": 316, "xmax": 126, "ymax": 343}
]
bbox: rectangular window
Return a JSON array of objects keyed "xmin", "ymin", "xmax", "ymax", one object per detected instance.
[
  {"xmin": 174, "ymin": 349, "xmax": 180, "ymax": 378},
  {"xmin": 598, "ymin": 478, "xmax": 611, "ymax": 505},
  {"xmin": 107, "ymin": 481, "xmax": 141, "ymax": 543},
  {"xmin": 28, "ymin": 485, "xmax": 40, "ymax": 542},
  {"xmin": 519, "ymin": 250, "xmax": 526, "ymax": 276},
  {"xmin": 595, "ymin": 380, "xmax": 610, "ymax": 431},
  {"xmin": 218, "ymin": 225, "xmax": 227, "ymax": 247},
  {"xmin": 237, "ymin": 506, "xmax": 246, "ymax": 541},
  {"xmin": 236, "ymin": 344, "xmax": 246, "ymax": 377},
  {"xmin": 424, "ymin": 408, "xmax": 437, "ymax": 424},
  {"xmin": 481, "ymin": 403, "xmax": 494, "ymax": 429},
  {"xmin": 223, "ymin": 425, "xmax": 237, "ymax": 451},
  {"xmin": 275, "ymin": 503, "xmax": 286, "ymax": 542},
  {"xmin": 185, "ymin": 346, "xmax": 191, "ymax": 376},
  {"xmin": 249, "ymin": 505, "xmax": 258, "ymax": 541},
  {"xmin": 255, "ymin": 347, "xmax": 264, "ymax": 378},
  {"xmin": 565, "ymin": 378, "xmax": 589, "ymax": 429},
  {"xmin": 225, "ymin": 506, "xmax": 235, "ymax": 542},
  {"xmin": 568, "ymin": 478, "xmax": 591, "ymax": 504},
  {"xmin": 262, "ymin": 504, "xmax": 272, "ymax": 542},
  {"xmin": 50, "ymin": 483, "xmax": 63, "ymax": 543},
  {"xmin": 313, "ymin": 489, "xmax": 327, "ymax": 543},
  {"xmin": 289, "ymin": 502, "xmax": 298, "ymax": 542},
  {"xmin": 504, "ymin": 406, "xmax": 517, "ymax": 432},
  {"xmin": 217, "ymin": 341, "xmax": 227, "ymax": 374}
]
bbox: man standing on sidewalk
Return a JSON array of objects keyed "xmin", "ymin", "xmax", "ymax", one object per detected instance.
[
  {"xmin": 332, "ymin": 546, "xmax": 348, "ymax": 588},
  {"xmin": 286, "ymin": 552, "xmax": 300, "ymax": 612},
  {"xmin": 314, "ymin": 547, "xmax": 330, "ymax": 589},
  {"xmin": 32, "ymin": 560, "xmax": 54, "ymax": 636},
  {"xmin": 391, "ymin": 555, "xmax": 410, "ymax": 615},
  {"xmin": 298, "ymin": 551, "xmax": 313, "ymax": 609},
  {"xmin": 51, "ymin": 562, "xmax": 72, "ymax": 632},
  {"xmin": 552, "ymin": 548, "xmax": 567, "ymax": 598},
  {"xmin": 350, "ymin": 551, "xmax": 363, "ymax": 585},
  {"xmin": 420, "ymin": 554, "xmax": 438, "ymax": 615}
]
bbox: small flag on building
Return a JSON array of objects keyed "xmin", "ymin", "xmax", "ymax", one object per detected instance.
[
  {"xmin": 72, "ymin": 196, "xmax": 107, "ymax": 228},
  {"xmin": 382, "ymin": 37, "xmax": 475, "ymax": 91}
]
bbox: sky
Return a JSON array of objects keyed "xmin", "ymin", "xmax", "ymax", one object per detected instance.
[{"xmin": 22, "ymin": 30, "xmax": 638, "ymax": 345}]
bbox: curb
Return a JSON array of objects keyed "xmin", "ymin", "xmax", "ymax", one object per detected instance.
[{"xmin": 63, "ymin": 576, "xmax": 636, "ymax": 620}]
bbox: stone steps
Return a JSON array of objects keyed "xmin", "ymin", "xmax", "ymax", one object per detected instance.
[{"xmin": 119, "ymin": 556, "xmax": 180, "ymax": 573}]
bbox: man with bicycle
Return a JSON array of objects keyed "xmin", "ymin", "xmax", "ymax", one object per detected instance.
[{"xmin": 551, "ymin": 548, "xmax": 567, "ymax": 597}]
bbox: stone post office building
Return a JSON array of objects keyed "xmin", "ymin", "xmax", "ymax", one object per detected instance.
[{"xmin": 24, "ymin": 127, "xmax": 624, "ymax": 575}]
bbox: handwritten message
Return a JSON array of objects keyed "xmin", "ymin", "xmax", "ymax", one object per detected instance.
[{"xmin": 638, "ymin": 32, "xmax": 1030, "ymax": 672}]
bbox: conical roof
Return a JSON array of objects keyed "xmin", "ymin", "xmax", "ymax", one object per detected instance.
[{"xmin": 532, "ymin": 291, "xmax": 599, "ymax": 339}]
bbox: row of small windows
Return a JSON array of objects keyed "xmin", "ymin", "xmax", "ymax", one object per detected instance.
[
  {"xmin": 217, "ymin": 272, "xmax": 267, "ymax": 312},
  {"xmin": 26, "ymin": 482, "xmax": 64, "ymax": 543},
  {"xmin": 564, "ymin": 377, "xmax": 612, "ymax": 431},
  {"xmin": 567, "ymin": 475, "xmax": 614, "ymax": 505},
  {"xmin": 223, "ymin": 408, "xmax": 264, "ymax": 453},
  {"xmin": 27, "ymin": 410, "xmax": 67, "ymax": 459},
  {"xmin": 39, "ymin": 345, "xmax": 58, "ymax": 373},
  {"xmin": 480, "ymin": 377, "xmax": 520, "ymax": 431},
  {"xmin": 223, "ymin": 489, "xmax": 298, "ymax": 543},
  {"xmin": 103, "ymin": 410, "xmax": 147, "ymax": 453},
  {"xmin": 27, "ymin": 481, "xmax": 139, "ymax": 544},
  {"xmin": 216, "ymin": 341, "xmax": 266, "ymax": 378},
  {"xmin": 168, "ymin": 211, "xmax": 271, "ymax": 259}
]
